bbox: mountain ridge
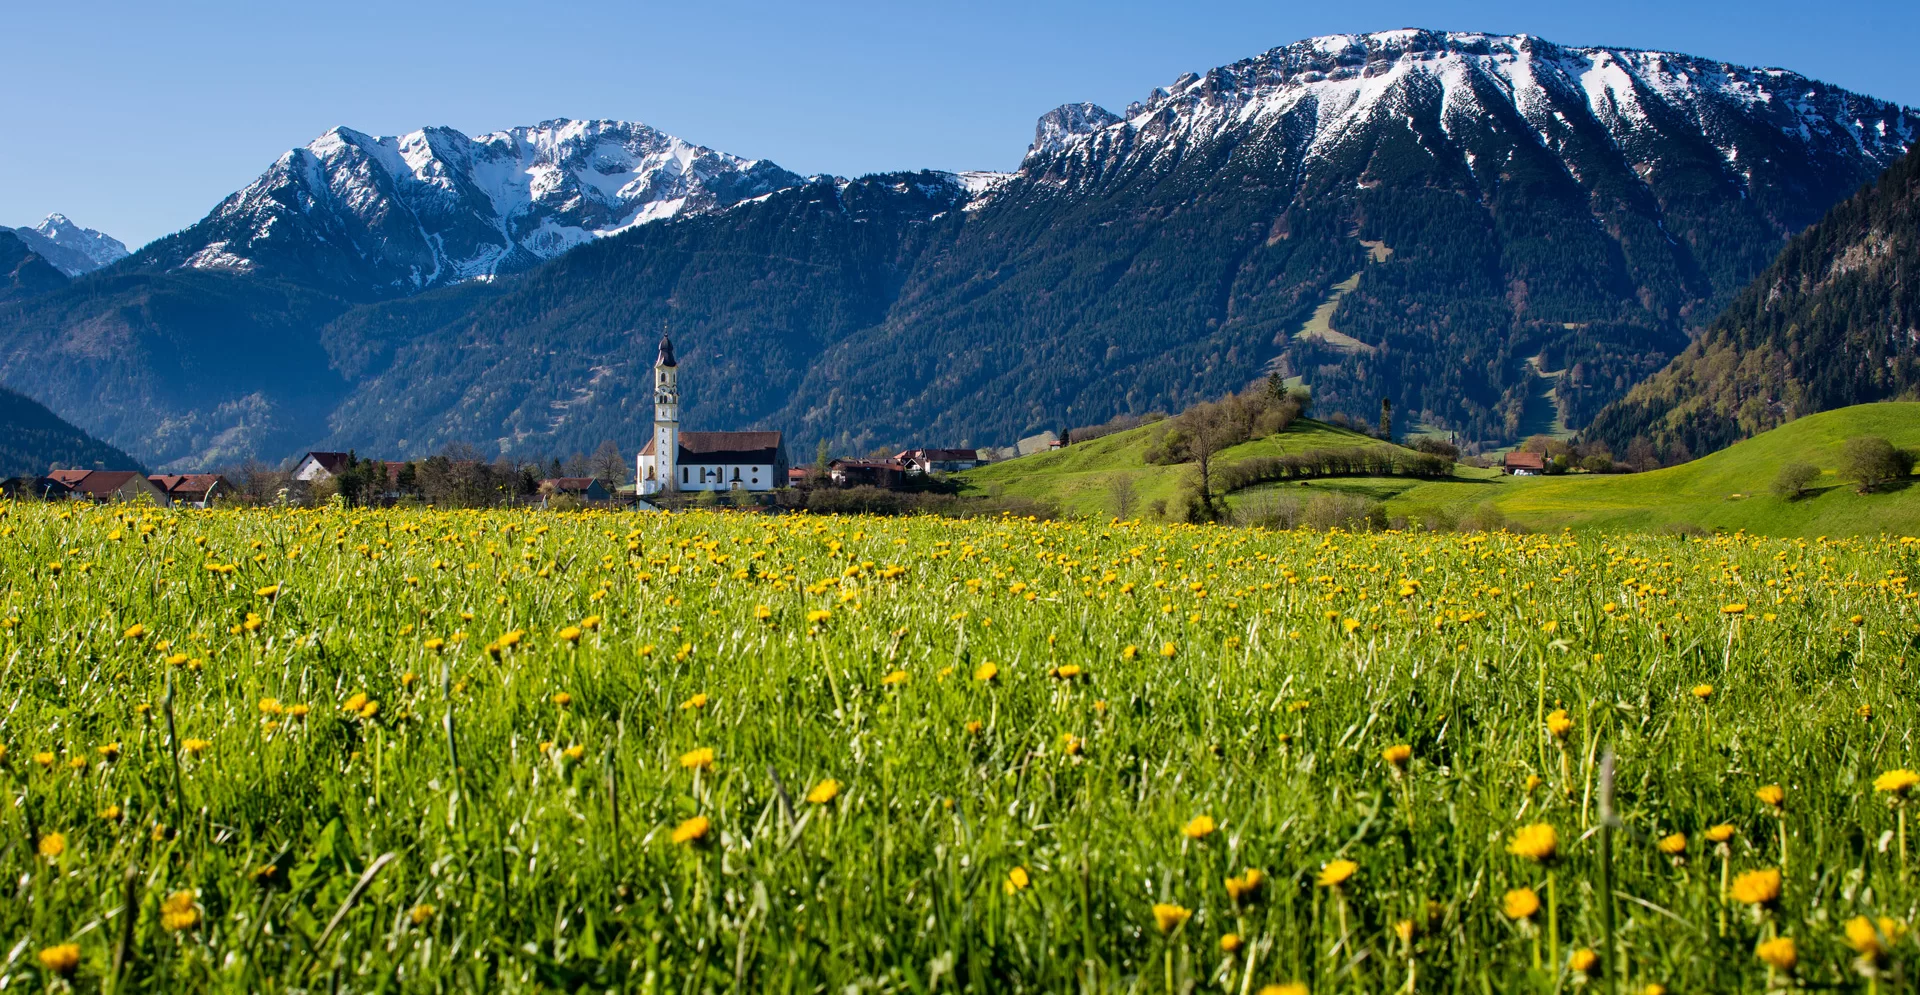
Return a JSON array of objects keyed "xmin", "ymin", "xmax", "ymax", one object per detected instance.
[
  {"xmin": 0, "ymin": 29, "xmax": 1913, "ymax": 469},
  {"xmin": 11, "ymin": 215, "xmax": 128, "ymax": 277}
]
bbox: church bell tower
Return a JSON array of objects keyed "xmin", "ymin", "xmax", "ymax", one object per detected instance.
[{"xmin": 653, "ymin": 335, "xmax": 680, "ymax": 492}]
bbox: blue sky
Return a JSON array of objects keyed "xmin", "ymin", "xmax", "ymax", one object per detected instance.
[{"xmin": 7, "ymin": 0, "xmax": 1916, "ymax": 249}]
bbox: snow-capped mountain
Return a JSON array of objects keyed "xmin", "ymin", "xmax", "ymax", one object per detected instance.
[
  {"xmin": 1025, "ymin": 30, "xmax": 1912, "ymax": 191},
  {"xmin": 12, "ymin": 215, "xmax": 128, "ymax": 276},
  {"xmin": 134, "ymin": 119, "xmax": 806, "ymax": 297}
]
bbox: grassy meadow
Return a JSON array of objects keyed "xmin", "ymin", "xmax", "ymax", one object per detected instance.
[{"xmin": 4, "ymin": 501, "xmax": 1920, "ymax": 992}]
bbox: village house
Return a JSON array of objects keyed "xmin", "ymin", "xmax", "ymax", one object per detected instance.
[
  {"xmin": 292, "ymin": 451, "xmax": 351, "ymax": 482},
  {"xmin": 540, "ymin": 477, "xmax": 612, "ymax": 505},
  {"xmin": 894, "ymin": 448, "xmax": 986, "ymax": 474},
  {"xmin": 635, "ymin": 336, "xmax": 788, "ymax": 494},
  {"xmin": 45, "ymin": 469, "xmax": 172, "ymax": 505},
  {"xmin": 1503, "ymin": 451, "xmax": 1548, "ymax": 476},
  {"xmin": 148, "ymin": 474, "xmax": 234, "ymax": 508},
  {"xmin": 829, "ymin": 458, "xmax": 911, "ymax": 489}
]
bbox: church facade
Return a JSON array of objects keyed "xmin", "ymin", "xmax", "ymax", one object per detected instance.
[{"xmin": 635, "ymin": 336, "xmax": 788, "ymax": 495}]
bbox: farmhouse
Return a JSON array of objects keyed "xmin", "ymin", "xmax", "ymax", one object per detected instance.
[
  {"xmin": 46, "ymin": 469, "xmax": 171, "ymax": 505},
  {"xmin": 635, "ymin": 336, "xmax": 788, "ymax": 494},
  {"xmin": 540, "ymin": 477, "xmax": 612, "ymax": 504},
  {"xmin": 895, "ymin": 448, "xmax": 985, "ymax": 474},
  {"xmin": 149, "ymin": 474, "xmax": 233, "ymax": 508},
  {"xmin": 292, "ymin": 451, "xmax": 350, "ymax": 482},
  {"xmin": 830, "ymin": 459, "xmax": 910, "ymax": 488},
  {"xmin": 1503, "ymin": 451, "xmax": 1548, "ymax": 476}
]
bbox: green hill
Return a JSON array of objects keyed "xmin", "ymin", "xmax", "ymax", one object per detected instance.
[
  {"xmin": 957, "ymin": 418, "xmax": 1421, "ymax": 517},
  {"xmin": 1251, "ymin": 403, "xmax": 1920, "ymax": 536}
]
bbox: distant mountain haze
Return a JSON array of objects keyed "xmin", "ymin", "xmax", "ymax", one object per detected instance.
[
  {"xmin": 9, "ymin": 215, "xmax": 127, "ymax": 277},
  {"xmin": 0, "ymin": 30, "xmax": 1911, "ymax": 470}
]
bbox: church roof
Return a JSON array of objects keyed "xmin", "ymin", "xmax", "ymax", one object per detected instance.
[
  {"xmin": 640, "ymin": 431, "xmax": 783, "ymax": 464},
  {"xmin": 656, "ymin": 336, "xmax": 676, "ymax": 368}
]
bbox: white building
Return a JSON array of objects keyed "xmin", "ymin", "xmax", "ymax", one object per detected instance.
[{"xmin": 635, "ymin": 336, "xmax": 788, "ymax": 494}]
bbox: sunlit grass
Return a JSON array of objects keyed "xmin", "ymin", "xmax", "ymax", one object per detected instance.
[{"xmin": 2, "ymin": 501, "xmax": 1918, "ymax": 991}]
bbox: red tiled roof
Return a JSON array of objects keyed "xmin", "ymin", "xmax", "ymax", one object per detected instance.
[
  {"xmin": 1504, "ymin": 452, "xmax": 1547, "ymax": 470},
  {"xmin": 47, "ymin": 469, "xmax": 92, "ymax": 485},
  {"xmin": 150, "ymin": 474, "xmax": 229, "ymax": 497},
  {"xmin": 67, "ymin": 471, "xmax": 145, "ymax": 496},
  {"xmin": 543, "ymin": 477, "xmax": 599, "ymax": 491}
]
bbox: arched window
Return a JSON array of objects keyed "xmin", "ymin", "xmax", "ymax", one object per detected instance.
[
  {"xmin": 732, "ymin": 467, "xmax": 741, "ymax": 481},
  {"xmin": 681, "ymin": 467, "xmax": 688, "ymax": 484},
  {"xmin": 646, "ymin": 466, "xmax": 654, "ymax": 480}
]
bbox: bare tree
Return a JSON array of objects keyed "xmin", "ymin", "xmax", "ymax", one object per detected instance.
[
  {"xmin": 589, "ymin": 440, "xmax": 629, "ymax": 487},
  {"xmin": 1108, "ymin": 474, "xmax": 1138, "ymax": 520}
]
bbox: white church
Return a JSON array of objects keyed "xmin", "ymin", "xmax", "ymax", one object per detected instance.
[{"xmin": 636, "ymin": 336, "xmax": 789, "ymax": 495}]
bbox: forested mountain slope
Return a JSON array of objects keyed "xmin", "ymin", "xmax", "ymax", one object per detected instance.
[
  {"xmin": 1585, "ymin": 149, "xmax": 1920, "ymax": 458},
  {"xmin": 0, "ymin": 385, "xmax": 141, "ymax": 478},
  {"xmin": 0, "ymin": 31, "xmax": 1911, "ymax": 468}
]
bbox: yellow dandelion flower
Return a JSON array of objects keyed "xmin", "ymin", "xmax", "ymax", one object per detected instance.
[
  {"xmin": 159, "ymin": 890, "xmax": 201, "ymax": 931},
  {"xmin": 1755, "ymin": 784, "xmax": 1785, "ymax": 809},
  {"xmin": 1844, "ymin": 916, "xmax": 1903, "ymax": 959},
  {"xmin": 806, "ymin": 779, "xmax": 842, "ymax": 804},
  {"xmin": 679, "ymin": 747, "xmax": 715, "ymax": 770},
  {"xmin": 100, "ymin": 805, "xmax": 122, "ymax": 821},
  {"xmin": 1507, "ymin": 823, "xmax": 1558, "ymax": 862},
  {"xmin": 1225, "ymin": 868, "xmax": 1265, "ymax": 902},
  {"xmin": 1754, "ymin": 936, "xmax": 1796, "ymax": 971},
  {"xmin": 679, "ymin": 692, "xmax": 709, "ymax": 710},
  {"xmin": 255, "ymin": 584, "xmax": 281, "ymax": 599},
  {"xmin": 1257, "ymin": 985, "xmax": 1309, "ymax": 995},
  {"xmin": 1181, "ymin": 814, "xmax": 1216, "ymax": 839},
  {"xmin": 1051, "ymin": 663, "xmax": 1083, "ymax": 680},
  {"xmin": 182, "ymin": 738, "xmax": 211, "ymax": 756},
  {"xmin": 1721, "ymin": 603, "xmax": 1745, "ymax": 615},
  {"xmin": 1121, "ymin": 644, "xmax": 1138, "ymax": 660},
  {"xmin": 1729, "ymin": 868, "xmax": 1782, "ymax": 906},
  {"xmin": 1316, "ymin": 858, "xmax": 1358, "ymax": 887},
  {"xmin": 552, "ymin": 691, "xmax": 572, "ymax": 707},
  {"xmin": 973, "ymin": 662, "xmax": 999, "ymax": 682},
  {"xmin": 1219, "ymin": 932, "xmax": 1244, "ymax": 953},
  {"xmin": 880, "ymin": 669, "xmax": 909, "ymax": 686},
  {"xmin": 562, "ymin": 744, "xmax": 585, "ymax": 762},
  {"xmin": 1657, "ymin": 832, "xmax": 1687, "ymax": 855},
  {"xmin": 1382, "ymin": 743, "xmax": 1412, "ymax": 768},
  {"xmin": 964, "ymin": 719, "xmax": 983, "ymax": 735},
  {"xmin": 671, "ymin": 815, "xmax": 710, "ymax": 844},
  {"xmin": 557, "ymin": 626, "xmax": 582, "ymax": 644},
  {"xmin": 96, "ymin": 742, "xmax": 120, "ymax": 761},
  {"xmin": 1545, "ymin": 709, "xmax": 1574, "ymax": 740},
  {"xmin": 1503, "ymin": 887, "xmax": 1540, "ymax": 919},
  {"xmin": 1152, "ymin": 902, "xmax": 1192, "ymax": 933},
  {"xmin": 1160, "ymin": 641, "xmax": 1178, "ymax": 658},
  {"xmin": 1705, "ymin": 823, "xmax": 1736, "ymax": 843},
  {"xmin": 1874, "ymin": 769, "xmax": 1920, "ymax": 797},
  {"xmin": 410, "ymin": 903, "xmax": 436, "ymax": 926},
  {"xmin": 37, "ymin": 832, "xmax": 66, "ymax": 859},
  {"xmin": 36, "ymin": 943, "xmax": 81, "ymax": 976},
  {"xmin": 1003, "ymin": 866, "xmax": 1030, "ymax": 894},
  {"xmin": 1692, "ymin": 684, "xmax": 1714, "ymax": 700},
  {"xmin": 1568, "ymin": 949, "xmax": 1598, "ymax": 974}
]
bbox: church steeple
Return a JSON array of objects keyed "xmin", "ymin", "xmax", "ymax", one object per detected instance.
[{"xmin": 651, "ymin": 331, "xmax": 680, "ymax": 491}]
